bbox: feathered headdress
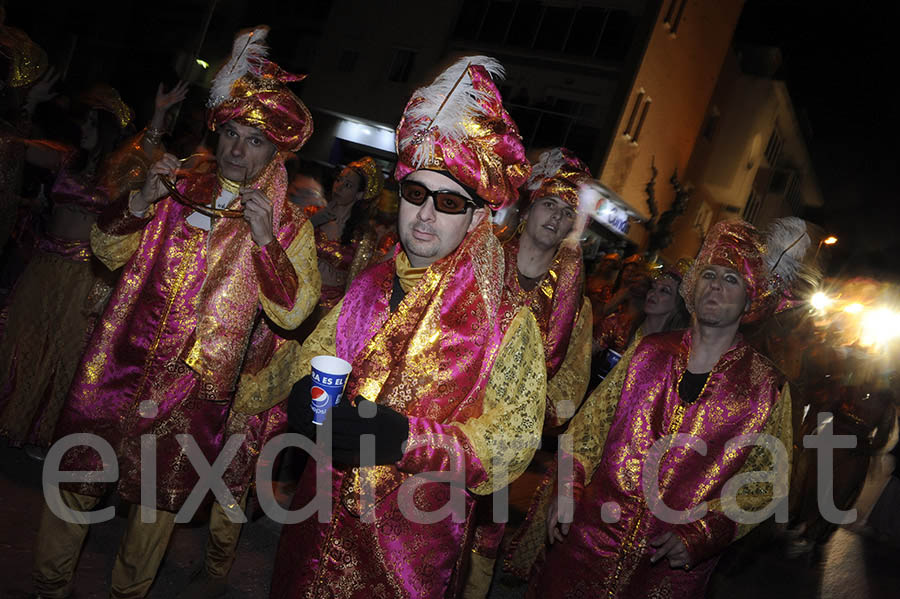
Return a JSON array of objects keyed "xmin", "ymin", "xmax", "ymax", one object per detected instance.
[
  {"xmin": 394, "ymin": 55, "xmax": 530, "ymax": 210},
  {"xmin": 526, "ymin": 147, "xmax": 592, "ymax": 210},
  {"xmin": 765, "ymin": 216, "xmax": 811, "ymax": 287},
  {"xmin": 526, "ymin": 148, "xmax": 569, "ymax": 192},
  {"xmin": 208, "ymin": 26, "xmax": 270, "ymax": 109},
  {"xmin": 207, "ymin": 26, "xmax": 313, "ymax": 152}
]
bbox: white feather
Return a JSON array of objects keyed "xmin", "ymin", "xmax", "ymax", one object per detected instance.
[
  {"xmin": 208, "ymin": 26, "xmax": 270, "ymax": 108},
  {"xmin": 400, "ymin": 56, "xmax": 505, "ymax": 168},
  {"xmin": 525, "ymin": 148, "xmax": 567, "ymax": 191},
  {"xmin": 765, "ymin": 216, "xmax": 811, "ymax": 284}
]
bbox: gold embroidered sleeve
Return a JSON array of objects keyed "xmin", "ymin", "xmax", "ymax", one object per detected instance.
[
  {"xmin": 232, "ymin": 298, "xmax": 341, "ymax": 415},
  {"xmin": 707, "ymin": 383, "xmax": 794, "ymax": 540},
  {"xmin": 545, "ymin": 297, "xmax": 592, "ymax": 429},
  {"xmin": 455, "ymin": 308, "xmax": 547, "ymax": 495},
  {"xmin": 258, "ymin": 219, "xmax": 321, "ymax": 330},
  {"xmin": 566, "ymin": 339, "xmax": 640, "ymax": 486}
]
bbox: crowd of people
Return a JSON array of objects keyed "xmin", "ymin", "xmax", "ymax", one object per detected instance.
[{"xmin": 1, "ymin": 16, "xmax": 898, "ymax": 599}]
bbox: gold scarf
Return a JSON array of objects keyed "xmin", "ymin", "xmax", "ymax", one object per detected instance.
[{"xmin": 395, "ymin": 250, "xmax": 428, "ymax": 293}]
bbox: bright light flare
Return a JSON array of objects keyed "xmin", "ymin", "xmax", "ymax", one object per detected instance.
[
  {"xmin": 823, "ymin": 236, "xmax": 838, "ymax": 245},
  {"xmin": 196, "ymin": 59, "xmax": 210, "ymax": 69},
  {"xmin": 811, "ymin": 292, "xmax": 833, "ymax": 311},
  {"xmin": 860, "ymin": 308, "xmax": 900, "ymax": 348},
  {"xmin": 844, "ymin": 303, "xmax": 864, "ymax": 314}
]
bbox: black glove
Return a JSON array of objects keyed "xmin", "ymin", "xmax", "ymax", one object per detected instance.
[
  {"xmin": 325, "ymin": 397, "xmax": 409, "ymax": 466},
  {"xmin": 287, "ymin": 375, "xmax": 317, "ymax": 441}
]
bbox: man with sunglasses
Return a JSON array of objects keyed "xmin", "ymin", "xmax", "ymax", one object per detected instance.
[
  {"xmin": 260, "ymin": 56, "xmax": 547, "ymax": 599},
  {"xmin": 31, "ymin": 28, "xmax": 321, "ymax": 599}
]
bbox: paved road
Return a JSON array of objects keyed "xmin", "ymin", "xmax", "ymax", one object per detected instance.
[{"xmin": 1, "ymin": 445, "xmax": 897, "ymax": 598}]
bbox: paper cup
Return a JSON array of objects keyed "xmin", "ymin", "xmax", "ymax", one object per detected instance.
[{"xmin": 309, "ymin": 355, "xmax": 352, "ymax": 426}]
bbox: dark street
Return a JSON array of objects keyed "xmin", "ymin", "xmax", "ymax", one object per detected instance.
[{"xmin": 2, "ymin": 445, "xmax": 898, "ymax": 598}]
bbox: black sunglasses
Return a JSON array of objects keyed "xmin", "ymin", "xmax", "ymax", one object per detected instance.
[{"xmin": 399, "ymin": 180, "xmax": 477, "ymax": 215}]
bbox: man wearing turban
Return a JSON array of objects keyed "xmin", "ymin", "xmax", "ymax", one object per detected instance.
[
  {"xmin": 528, "ymin": 219, "xmax": 798, "ymax": 598},
  {"xmin": 462, "ymin": 148, "xmax": 595, "ymax": 596},
  {"xmin": 31, "ymin": 27, "xmax": 320, "ymax": 598},
  {"xmin": 257, "ymin": 56, "xmax": 546, "ymax": 599}
]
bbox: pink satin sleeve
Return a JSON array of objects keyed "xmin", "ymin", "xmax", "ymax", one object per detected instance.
[
  {"xmin": 253, "ymin": 239, "xmax": 298, "ymax": 310},
  {"xmin": 397, "ymin": 416, "xmax": 489, "ymax": 492}
]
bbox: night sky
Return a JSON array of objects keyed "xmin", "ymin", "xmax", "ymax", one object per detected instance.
[{"xmin": 736, "ymin": 0, "xmax": 900, "ymax": 279}]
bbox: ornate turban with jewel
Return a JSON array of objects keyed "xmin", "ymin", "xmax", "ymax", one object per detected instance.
[
  {"xmin": 207, "ymin": 26, "xmax": 313, "ymax": 152},
  {"xmin": 524, "ymin": 147, "xmax": 592, "ymax": 210},
  {"xmin": 394, "ymin": 56, "xmax": 530, "ymax": 211},
  {"xmin": 347, "ymin": 156, "xmax": 383, "ymax": 200},
  {"xmin": 680, "ymin": 218, "xmax": 811, "ymax": 324}
]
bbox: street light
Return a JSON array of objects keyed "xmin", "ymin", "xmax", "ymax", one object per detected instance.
[{"xmin": 815, "ymin": 235, "xmax": 838, "ymax": 259}]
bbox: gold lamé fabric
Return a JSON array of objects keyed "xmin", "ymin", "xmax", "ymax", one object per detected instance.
[
  {"xmin": 208, "ymin": 61, "xmax": 313, "ymax": 152},
  {"xmin": 0, "ymin": 23, "xmax": 47, "ymax": 87},
  {"xmin": 269, "ymin": 221, "xmax": 547, "ymax": 599},
  {"xmin": 77, "ymin": 84, "xmax": 134, "ymax": 129},
  {"xmin": 55, "ymin": 156, "xmax": 318, "ymax": 511},
  {"xmin": 348, "ymin": 156, "xmax": 384, "ymax": 200},
  {"xmin": 395, "ymin": 63, "xmax": 530, "ymax": 210},
  {"xmin": 680, "ymin": 219, "xmax": 771, "ymax": 324},
  {"xmin": 527, "ymin": 329, "xmax": 792, "ymax": 598},
  {"xmin": 526, "ymin": 149, "xmax": 592, "ymax": 211},
  {"xmin": 0, "ymin": 252, "xmax": 103, "ymax": 447}
]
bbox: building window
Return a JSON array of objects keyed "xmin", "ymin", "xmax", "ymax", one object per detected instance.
[
  {"xmin": 663, "ymin": 0, "xmax": 688, "ymax": 35},
  {"xmin": 764, "ymin": 125, "xmax": 784, "ymax": 166},
  {"xmin": 631, "ymin": 98, "xmax": 652, "ymax": 144},
  {"xmin": 338, "ymin": 49, "xmax": 358, "ymax": 73},
  {"xmin": 743, "ymin": 188, "xmax": 762, "ymax": 225},
  {"xmin": 623, "ymin": 90, "xmax": 644, "ymax": 138},
  {"xmin": 701, "ymin": 106, "xmax": 720, "ymax": 141},
  {"xmin": 786, "ymin": 173, "xmax": 803, "ymax": 215},
  {"xmin": 387, "ymin": 49, "xmax": 416, "ymax": 82}
]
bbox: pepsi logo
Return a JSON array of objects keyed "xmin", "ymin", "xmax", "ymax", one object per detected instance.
[{"xmin": 311, "ymin": 386, "xmax": 331, "ymax": 409}]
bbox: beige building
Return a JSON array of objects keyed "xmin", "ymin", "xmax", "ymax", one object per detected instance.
[
  {"xmin": 291, "ymin": 0, "xmax": 793, "ymax": 258},
  {"xmin": 665, "ymin": 46, "xmax": 824, "ymax": 261},
  {"xmin": 593, "ymin": 0, "xmax": 747, "ymax": 251}
]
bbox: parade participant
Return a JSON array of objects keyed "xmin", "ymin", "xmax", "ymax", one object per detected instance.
[
  {"xmin": 592, "ymin": 253, "xmax": 651, "ymax": 355},
  {"xmin": 527, "ymin": 219, "xmax": 803, "ymax": 598},
  {"xmin": 31, "ymin": 27, "xmax": 320, "ymax": 599},
  {"xmin": 264, "ymin": 55, "xmax": 545, "ymax": 599},
  {"xmin": 462, "ymin": 148, "xmax": 594, "ymax": 598},
  {"xmin": 503, "ymin": 259, "xmax": 691, "ymax": 581},
  {"xmin": 312, "ymin": 155, "xmax": 384, "ymax": 311},
  {"xmin": 0, "ymin": 83, "xmax": 144, "ymax": 455}
]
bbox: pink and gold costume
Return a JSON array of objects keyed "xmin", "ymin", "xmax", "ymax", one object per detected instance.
[
  {"xmin": 526, "ymin": 329, "xmax": 791, "ymax": 598},
  {"xmin": 315, "ymin": 156, "xmax": 385, "ymax": 311},
  {"xmin": 0, "ymin": 152, "xmax": 113, "ymax": 447},
  {"xmin": 55, "ymin": 157, "xmax": 318, "ymax": 510},
  {"xmin": 0, "ymin": 85, "xmax": 140, "ymax": 448},
  {"xmin": 525, "ymin": 220, "xmax": 795, "ymax": 598},
  {"xmin": 465, "ymin": 150, "xmax": 595, "ymax": 595},
  {"xmin": 261, "ymin": 56, "xmax": 546, "ymax": 599}
]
